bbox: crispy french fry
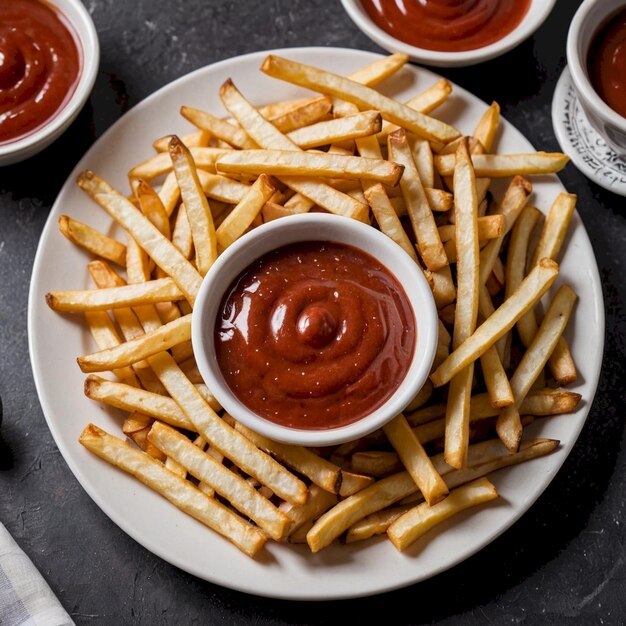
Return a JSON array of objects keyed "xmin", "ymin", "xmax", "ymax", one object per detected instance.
[
  {"xmin": 180, "ymin": 106, "xmax": 256, "ymax": 149},
  {"xmin": 233, "ymin": 421, "xmax": 341, "ymax": 494},
  {"xmin": 387, "ymin": 478, "xmax": 498, "ymax": 551},
  {"xmin": 260, "ymin": 55, "xmax": 460, "ymax": 144},
  {"xmin": 77, "ymin": 314, "xmax": 191, "ymax": 373},
  {"xmin": 148, "ymin": 422, "xmax": 289, "ymax": 541},
  {"xmin": 215, "ymin": 150, "xmax": 403, "ymax": 185},
  {"xmin": 196, "ymin": 170, "xmax": 250, "ymax": 204},
  {"xmin": 388, "ymin": 130, "xmax": 448, "ymax": 271},
  {"xmin": 473, "ymin": 101, "xmax": 500, "ymax": 153},
  {"xmin": 147, "ymin": 351, "xmax": 307, "ymax": 504},
  {"xmin": 77, "ymin": 172, "xmax": 203, "ymax": 304},
  {"xmin": 157, "ymin": 171, "xmax": 181, "ymax": 216},
  {"xmin": 79, "ymin": 424, "xmax": 266, "ymax": 557},
  {"xmin": 153, "ymin": 130, "xmax": 211, "ymax": 152},
  {"xmin": 169, "ymin": 136, "xmax": 217, "ymax": 276},
  {"xmin": 364, "ymin": 183, "xmax": 417, "ymax": 260},
  {"xmin": 267, "ymin": 95, "xmax": 333, "ymax": 133},
  {"xmin": 438, "ymin": 215, "xmax": 504, "ymax": 243},
  {"xmin": 279, "ymin": 485, "xmax": 338, "ymax": 537},
  {"xmin": 350, "ymin": 451, "xmax": 404, "ymax": 478},
  {"xmin": 136, "ymin": 179, "xmax": 171, "ymax": 239},
  {"xmin": 383, "ymin": 414, "xmax": 448, "ymax": 505},
  {"xmin": 128, "ymin": 147, "xmax": 229, "ymax": 180},
  {"xmin": 46, "ymin": 279, "xmax": 184, "ymax": 312},
  {"xmin": 431, "ymin": 259, "xmax": 560, "ymax": 387},
  {"xmin": 435, "ymin": 152, "xmax": 569, "ymax": 177},
  {"xmin": 339, "ymin": 470, "xmax": 376, "ymax": 497},
  {"xmin": 58, "ymin": 215, "xmax": 127, "ymax": 267},
  {"xmin": 496, "ymin": 285, "xmax": 577, "ymax": 451},
  {"xmin": 216, "ymin": 174, "xmax": 275, "ymax": 249},
  {"xmin": 347, "ymin": 52, "xmax": 409, "ymax": 86}
]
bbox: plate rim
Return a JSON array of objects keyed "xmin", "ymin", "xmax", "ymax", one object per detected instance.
[{"xmin": 28, "ymin": 46, "xmax": 606, "ymax": 600}]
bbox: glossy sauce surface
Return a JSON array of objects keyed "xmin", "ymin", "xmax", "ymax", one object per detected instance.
[
  {"xmin": 215, "ymin": 242, "xmax": 416, "ymax": 430},
  {"xmin": 0, "ymin": 0, "xmax": 81, "ymax": 144},
  {"xmin": 361, "ymin": 0, "xmax": 531, "ymax": 52},
  {"xmin": 588, "ymin": 8, "xmax": 626, "ymax": 119}
]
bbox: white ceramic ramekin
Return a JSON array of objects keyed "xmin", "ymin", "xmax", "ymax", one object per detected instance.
[
  {"xmin": 0, "ymin": 0, "xmax": 100, "ymax": 166},
  {"xmin": 567, "ymin": 0, "xmax": 626, "ymax": 155},
  {"xmin": 192, "ymin": 213, "xmax": 438, "ymax": 447},
  {"xmin": 340, "ymin": 0, "xmax": 556, "ymax": 67}
]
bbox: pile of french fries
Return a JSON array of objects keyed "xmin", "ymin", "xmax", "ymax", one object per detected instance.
[{"xmin": 46, "ymin": 53, "xmax": 582, "ymax": 558}]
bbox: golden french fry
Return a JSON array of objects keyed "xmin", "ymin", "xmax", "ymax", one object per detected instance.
[
  {"xmin": 77, "ymin": 314, "xmax": 191, "ymax": 373},
  {"xmin": 157, "ymin": 171, "xmax": 181, "ymax": 216},
  {"xmin": 215, "ymin": 150, "xmax": 403, "ymax": 185},
  {"xmin": 58, "ymin": 215, "xmax": 127, "ymax": 267},
  {"xmin": 267, "ymin": 95, "xmax": 333, "ymax": 133},
  {"xmin": 260, "ymin": 55, "xmax": 460, "ymax": 144},
  {"xmin": 339, "ymin": 470, "xmax": 376, "ymax": 497},
  {"xmin": 196, "ymin": 170, "xmax": 250, "ymax": 204},
  {"xmin": 233, "ymin": 421, "xmax": 341, "ymax": 494},
  {"xmin": 431, "ymin": 259, "xmax": 560, "ymax": 387},
  {"xmin": 77, "ymin": 172, "xmax": 202, "ymax": 304},
  {"xmin": 438, "ymin": 215, "xmax": 504, "ymax": 243},
  {"xmin": 128, "ymin": 147, "xmax": 229, "ymax": 180},
  {"xmin": 383, "ymin": 414, "xmax": 448, "ymax": 505},
  {"xmin": 406, "ymin": 379, "xmax": 434, "ymax": 413},
  {"xmin": 387, "ymin": 478, "xmax": 498, "ymax": 551},
  {"xmin": 350, "ymin": 451, "xmax": 404, "ymax": 478},
  {"xmin": 388, "ymin": 130, "xmax": 448, "ymax": 271},
  {"xmin": 279, "ymin": 485, "xmax": 338, "ymax": 537},
  {"xmin": 153, "ymin": 130, "xmax": 211, "ymax": 152},
  {"xmin": 148, "ymin": 422, "xmax": 289, "ymax": 541},
  {"xmin": 345, "ymin": 504, "xmax": 414, "ymax": 543},
  {"xmin": 136, "ymin": 179, "xmax": 171, "ymax": 239},
  {"xmin": 286, "ymin": 110, "xmax": 382, "ymax": 149},
  {"xmin": 531, "ymin": 193, "xmax": 577, "ymax": 267},
  {"xmin": 46, "ymin": 278, "xmax": 184, "ymax": 312},
  {"xmin": 347, "ymin": 52, "xmax": 409, "ymax": 86},
  {"xmin": 169, "ymin": 136, "xmax": 217, "ymax": 276},
  {"xmin": 171, "ymin": 204, "xmax": 194, "ymax": 260},
  {"xmin": 497, "ymin": 285, "xmax": 577, "ymax": 451},
  {"xmin": 364, "ymin": 183, "xmax": 417, "ymax": 260},
  {"xmin": 445, "ymin": 139, "xmax": 479, "ymax": 469},
  {"xmin": 435, "ymin": 152, "xmax": 569, "ymax": 177},
  {"xmin": 479, "ymin": 344, "xmax": 514, "ymax": 408},
  {"xmin": 79, "ymin": 424, "xmax": 266, "ymax": 557},
  {"xmin": 180, "ymin": 106, "xmax": 256, "ymax": 149},
  {"xmin": 473, "ymin": 101, "xmax": 500, "ymax": 153},
  {"xmin": 219, "ymin": 79, "xmax": 367, "ymax": 219},
  {"xmin": 147, "ymin": 351, "xmax": 308, "ymax": 504},
  {"xmin": 216, "ymin": 174, "xmax": 275, "ymax": 249}
]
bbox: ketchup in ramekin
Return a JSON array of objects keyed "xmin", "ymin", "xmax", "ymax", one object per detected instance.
[
  {"xmin": 360, "ymin": 0, "xmax": 531, "ymax": 52},
  {"xmin": 0, "ymin": 0, "xmax": 81, "ymax": 145},
  {"xmin": 215, "ymin": 241, "xmax": 416, "ymax": 430}
]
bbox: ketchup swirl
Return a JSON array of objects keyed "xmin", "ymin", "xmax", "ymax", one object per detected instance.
[
  {"xmin": 215, "ymin": 242, "xmax": 416, "ymax": 430},
  {"xmin": 0, "ymin": 0, "xmax": 81, "ymax": 145},
  {"xmin": 360, "ymin": 0, "xmax": 531, "ymax": 52}
]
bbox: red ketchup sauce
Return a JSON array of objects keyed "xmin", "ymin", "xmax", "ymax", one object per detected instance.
[
  {"xmin": 588, "ymin": 8, "xmax": 626, "ymax": 119},
  {"xmin": 0, "ymin": 0, "xmax": 81, "ymax": 145},
  {"xmin": 215, "ymin": 242, "xmax": 416, "ymax": 430},
  {"xmin": 360, "ymin": 0, "xmax": 531, "ymax": 52}
]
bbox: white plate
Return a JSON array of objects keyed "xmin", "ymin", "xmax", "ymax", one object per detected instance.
[
  {"xmin": 552, "ymin": 66, "xmax": 626, "ymax": 196},
  {"xmin": 28, "ymin": 47, "xmax": 604, "ymax": 600}
]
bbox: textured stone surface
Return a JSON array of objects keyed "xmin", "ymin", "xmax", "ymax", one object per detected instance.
[{"xmin": 0, "ymin": 0, "xmax": 624, "ymax": 623}]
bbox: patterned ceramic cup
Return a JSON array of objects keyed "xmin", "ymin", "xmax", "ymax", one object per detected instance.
[{"xmin": 567, "ymin": 0, "xmax": 626, "ymax": 155}]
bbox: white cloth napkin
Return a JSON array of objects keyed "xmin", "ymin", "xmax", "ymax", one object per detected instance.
[{"xmin": 0, "ymin": 522, "xmax": 74, "ymax": 626}]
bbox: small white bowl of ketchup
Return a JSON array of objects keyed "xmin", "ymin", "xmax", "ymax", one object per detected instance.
[
  {"xmin": 0, "ymin": 0, "xmax": 99, "ymax": 166},
  {"xmin": 341, "ymin": 0, "xmax": 557, "ymax": 67},
  {"xmin": 192, "ymin": 213, "xmax": 439, "ymax": 447},
  {"xmin": 567, "ymin": 0, "xmax": 626, "ymax": 156}
]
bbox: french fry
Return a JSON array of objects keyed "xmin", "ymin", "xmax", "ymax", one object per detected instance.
[
  {"xmin": 136, "ymin": 180, "xmax": 171, "ymax": 239},
  {"xmin": 388, "ymin": 130, "xmax": 448, "ymax": 271},
  {"xmin": 147, "ymin": 351, "xmax": 308, "ymax": 504},
  {"xmin": 435, "ymin": 152, "xmax": 569, "ymax": 177},
  {"xmin": 431, "ymin": 259, "xmax": 560, "ymax": 387},
  {"xmin": 128, "ymin": 147, "xmax": 229, "ymax": 180},
  {"xmin": 169, "ymin": 136, "xmax": 217, "ymax": 276},
  {"xmin": 267, "ymin": 95, "xmax": 333, "ymax": 133},
  {"xmin": 153, "ymin": 130, "xmax": 211, "ymax": 152},
  {"xmin": 77, "ymin": 314, "xmax": 192, "ymax": 373},
  {"xmin": 76, "ymin": 172, "xmax": 203, "ymax": 304},
  {"xmin": 260, "ymin": 55, "xmax": 460, "ymax": 144},
  {"xmin": 444, "ymin": 139, "xmax": 479, "ymax": 469},
  {"xmin": 364, "ymin": 183, "xmax": 417, "ymax": 261},
  {"xmin": 46, "ymin": 279, "xmax": 184, "ymax": 312},
  {"xmin": 347, "ymin": 52, "xmax": 408, "ymax": 86},
  {"xmin": 438, "ymin": 215, "xmax": 504, "ymax": 243},
  {"xmin": 286, "ymin": 110, "xmax": 382, "ymax": 149},
  {"xmin": 279, "ymin": 485, "xmax": 338, "ymax": 537},
  {"xmin": 216, "ymin": 174, "xmax": 275, "ymax": 249},
  {"xmin": 496, "ymin": 285, "xmax": 577, "ymax": 451},
  {"xmin": 387, "ymin": 478, "xmax": 498, "ymax": 551},
  {"xmin": 406, "ymin": 379, "xmax": 434, "ymax": 413},
  {"xmin": 215, "ymin": 150, "xmax": 403, "ymax": 186},
  {"xmin": 157, "ymin": 171, "xmax": 181, "ymax": 216},
  {"xmin": 351, "ymin": 451, "xmax": 404, "ymax": 478},
  {"xmin": 148, "ymin": 422, "xmax": 289, "ymax": 541},
  {"xmin": 383, "ymin": 414, "xmax": 448, "ymax": 505},
  {"xmin": 473, "ymin": 101, "xmax": 500, "ymax": 153},
  {"xmin": 219, "ymin": 79, "xmax": 367, "ymax": 219},
  {"xmin": 58, "ymin": 215, "xmax": 127, "ymax": 267},
  {"xmin": 196, "ymin": 170, "xmax": 250, "ymax": 204},
  {"xmin": 180, "ymin": 106, "xmax": 256, "ymax": 149},
  {"xmin": 79, "ymin": 424, "xmax": 266, "ymax": 557},
  {"xmin": 233, "ymin": 421, "xmax": 341, "ymax": 494},
  {"xmin": 339, "ymin": 471, "xmax": 375, "ymax": 497}
]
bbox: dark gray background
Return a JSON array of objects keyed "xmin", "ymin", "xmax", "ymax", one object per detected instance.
[{"xmin": 1, "ymin": 0, "xmax": 625, "ymax": 623}]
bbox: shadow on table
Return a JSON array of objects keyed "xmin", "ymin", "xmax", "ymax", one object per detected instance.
[{"xmin": 0, "ymin": 396, "xmax": 14, "ymax": 471}]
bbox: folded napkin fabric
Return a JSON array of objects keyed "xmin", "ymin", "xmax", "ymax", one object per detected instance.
[{"xmin": 0, "ymin": 523, "xmax": 74, "ymax": 626}]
